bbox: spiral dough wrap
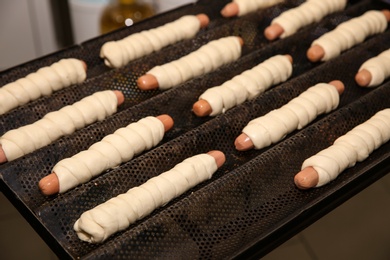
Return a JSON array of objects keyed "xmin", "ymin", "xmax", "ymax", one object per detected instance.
[
  {"xmin": 233, "ymin": 0, "xmax": 283, "ymax": 16},
  {"xmin": 147, "ymin": 36, "xmax": 242, "ymax": 90},
  {"xmin": 53, "ymin": 116, "xmax": 165, "ymax": 193},
  {"xmin": 358, "ymin": 48, "xmax": 390, "ymax": 87},
  {"xmin": 243, "ymin": 83, "xmax": 339, "ymax": 149},
  {"xmin": 199, "ymin": 55, "xmax": 292, "ymax": 116},
  {"xmin": 0, "ymin": 58, "xmax": 86, "ymax": 115},
  {"xmin": 74, "ymin": 153, "xmax": 218, "ymax": 243},
  {"xmin": 100, "ymin": 15, "xmax": 202, "ymax": 68},
  {"xmin": 272, "ymin": 0, "xmax": 347, "ymax": 38},
  {"xmin": 0, "ymin": 90, "xmax": 118, "ymax": 162},
  {"xmin": 312, "ymin": 10, "xmax": 388, "ymax": 61},
  {"xmin": 302, "ymin": 109, "xmax": 390, "ymax": 187}
]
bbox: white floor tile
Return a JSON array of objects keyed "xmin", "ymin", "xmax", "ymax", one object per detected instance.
[
  {"xmin": 300, "ymin": 179, "xmax": 390, "ymax": 260},
  {"xmin": 0, "ymin": 192, "xmax": 57, "ymax": 260},
  {"xmin": 0, "ymin": 192, "xmax": 19, "ymax": 219},
  {"xmin": 379, "ymin": 173, "xmax": 390, "ymax": 195},
  {"xmin": 262, "ymin": 234, "xmax": 313, "ymax": 260}
]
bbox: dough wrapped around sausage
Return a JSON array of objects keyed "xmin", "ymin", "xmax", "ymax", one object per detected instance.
[
  {"xmin": 0, "ymin": 90, "xmax": 118, "ymax": 162},
  {"xmin": 233, "ymin": 0, "xmax": 283, "ymax": 16},
  {"xmin": 311, "ymin": 10, "xmax": 388, "ymax": 61},
  {"xmin": 271, "ymin": 0, "xmax": 347, "ymax": 38},
  {"xmin": 0, "ymin": 58, "xmax": 86, "ymax": 115},
  {"xmin": 53, "ymin": 116, "xmax": 166, "ymax": 193},
  {"xmin": 146, "ymin": 36, "xmax": 242, "ymax": 90},
  {"xmin": 198, "ymin": 54, "xmax": 292, "ymax": 116},
  {"xmin": 302, "ymin": 108, "xmax": 390, "ymax": 187},
  {"xmin": 242, "ymin": 83, "xmax": 340, "ymax": 149},
  {"xmin": 357, "ymin": 48, "xmax": 390, "ymax": 87},
  {"xmin": 74, "ymin": 153, "xmax": 220, "ymax": 243},
  {"xmin": 100, "ymin": 15, "xmax": 203, "ymax": 68}
]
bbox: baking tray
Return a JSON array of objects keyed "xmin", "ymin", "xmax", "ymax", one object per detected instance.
[{"xmin": 0, "ymin": 0, "xmax": 389, "ymax": 259}]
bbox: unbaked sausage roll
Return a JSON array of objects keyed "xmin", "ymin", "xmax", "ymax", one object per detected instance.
[
  {"xmin": 295, "ymin": 108, "xmax": 390, "ymax": 189},
  {"xmin": 307, "ymin": 10, "xmax": 389, "ymax": 62},
  {"xmin": 39, "ymin": 115, "xmax": 173, "ymax": 195},
  {"xmin": 100, "ymin": 14, "xmax": 209, "ymax": 68},
  {"xmin": 194, "ymin": 54, "xmax": 293, "ymax": 116},
  {"xmin": 237, "ymin": 81, "xmax": 342, "ymax": 150},
  {"xmin": 355, "ymin": 48, "xmax": 390, "ymax": 87},
  {"xmin": 137, "ymin": 36, "xmax": 243, "ymax": 90},
  {"xmin": 0, "ymin": 90, "xmax": 120, "ymax": 162},
  {"xmin": 265, "ymin": 0, "xmax": 347, "ymax": 40},
  {"xmin": 0, "ymin": 58, "xmax": 86, "ymax": 115},
  {"xmin": 73, "ymin": 151, "xmax": 225, "ymax": 243},
  {"xmin": 221, "ymin": 0, "xmax": 283, "ymax": 17}
]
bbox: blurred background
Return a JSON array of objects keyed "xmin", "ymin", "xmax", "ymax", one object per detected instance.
[{"xmin": 0, "ymin": 0, "xmax": 195, "ymax": 71}]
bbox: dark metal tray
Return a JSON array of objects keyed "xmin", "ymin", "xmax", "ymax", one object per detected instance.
[{"xmin": 1, "ymin": 0, "xmax": 389, "ymax": 259}]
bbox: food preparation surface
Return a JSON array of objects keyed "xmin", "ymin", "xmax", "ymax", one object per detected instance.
[{"xmin": 0, "ymin": 0, "xmax": 389, "ymax": 258}]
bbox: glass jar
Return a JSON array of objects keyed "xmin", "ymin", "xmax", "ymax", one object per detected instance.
[{"xmin": 100, "ymin": 0, "xmax": 155, "ymax": 34}]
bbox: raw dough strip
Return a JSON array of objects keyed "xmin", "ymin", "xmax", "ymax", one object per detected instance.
[
  {"xmin": 100, "ymin": 15, "xmax": 206, "ymax": 68},
  {"xmin": 52, "ymin": 116, "xmax": 167, "ymax": 193},
  {"xmin": 139, "ymin": 36, "xmax": 243, "ymax": 90},
  {"xmin": 270, "ymin": 0, "xmax": 347, "ymax": 39},
  {"xmin": 310, "ymin": 10, "xmax": 388, "ymax": 61},
  {"xmin": 299, "ymin": 108, "xmax": 390, "ymax": 188},
  {"xmin": 0, "ymin": 90, "xmax": 118, "ymax": 162},
  {"xmin": 356, "ymin": 48, "xmax": 390, "ymax": 87},
  {"xmin": 0, "ymin": 58, "xmax": 86, "ymax": 115},
  {"xmin": 198, "ymin": 54, "xmax": 292, "ymax": 116},
  {"xmin": 73, "ymin": 152, "xmax": 223, "ymax": 243},
  {"xmin": 242, "ymin": 82, "xmax": 340, "ymax": 150},
  {"xmin": 221, "ymin": 0, "xmax": 284, "ymax": 17}
]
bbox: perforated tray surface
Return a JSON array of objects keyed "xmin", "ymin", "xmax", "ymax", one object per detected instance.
[{"xmin": 1, "ymin": 0, "xmax": 389, "ymax": 259}]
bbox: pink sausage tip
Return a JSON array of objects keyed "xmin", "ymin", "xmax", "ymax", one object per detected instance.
[
  {"xmin": 294, "ymin": 167, "xmax": 319, "ymax": 190},
  {"xmin": 234, "ymin": 133, "xmax": 254, "ymax": 151},
  {"xmin": 329, "ymin": 80, "xmax": 345, "ymax": 95},
  {"xmin": 196, "ymin": 14, "xmax": 210, "ymax": 28},
  {"xmin": 221, "ymin": 3, "xmax": 239, "ymax": 17},
  {"xmin": 264, "ymin": 23, "xmax": 284, "ymax": 41},
  {"xmin": 285, "ymin": 54, "xmax": 293, "ymax": 64},
  {"xmin": 207, "ymin": 150, "xmax": 226, "ymax": 168},
  {"xmin": 381, "ymin": 9, "xmax": 390, "ymax": 22},
  {"xmin": 80, "ymin": 60, "xmax": 88, "ymax": 71},
  {"xmin": 307, "ymin": 45, "xmax": 325, "ymax": 63},
  {"xmin": 355, "ymin": 69, "xmax": 372, "ymax": 87},
  {"xmin": 113, "ymin": 90, "xmax": 125, "ymax": 106},
  {"xmin": 0, "ymin": 145, "xmax": 7, "ymax": 164},
  {"xmin": 193, "ymin": 99, "xmax": 212, "ymax": 117},
  {"xmin": 39, "ymin": 173, "xmax": 60, "ymax": 196},
  {"xmin": 156, "ymin": 114, "xmax": 174, "ymax": 132},
  {"xmin": 137, "ymin": 74, "xmax": 159, "ymax": 90}
]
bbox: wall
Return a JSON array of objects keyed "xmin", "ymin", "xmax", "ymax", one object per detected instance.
[{"xmin": 0, "ymin": 0, "xmax": 59, "ymax": 71}]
